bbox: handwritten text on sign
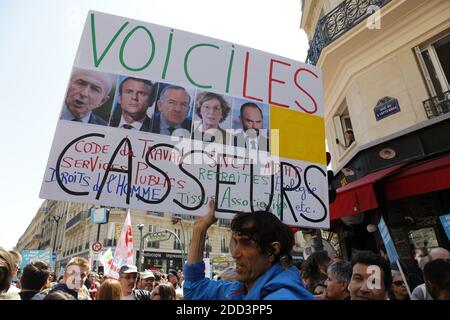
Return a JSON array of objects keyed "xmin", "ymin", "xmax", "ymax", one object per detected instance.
[
  {"xmin": 40, "ymin": 11, "xmax": 328, "ymax": 228},
  {"xmin": 42, "ymin": 122, "xmax": 328, "ymax": 228}
]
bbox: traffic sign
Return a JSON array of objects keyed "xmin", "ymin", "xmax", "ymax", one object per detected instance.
[{"xmin": 92, "ymin": 241, "xmax": 103, "ymax": 252}]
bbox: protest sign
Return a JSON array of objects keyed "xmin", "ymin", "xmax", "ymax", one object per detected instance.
[
  {"xmin": 40, "ymin": 11, "xmax": 328, "ymax": 228},
  {"xmin": 99, "ymin": 247, "xmax": 113, "ymax": 275},
  {"xmin": 20, "ymin": 250, "xmax": 54, "ymax": 271}
]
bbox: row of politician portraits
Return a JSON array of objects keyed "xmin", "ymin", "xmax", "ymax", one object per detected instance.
[{"xmin": 60, "ymin": 67, "xmax": 270, "ymax": 152}]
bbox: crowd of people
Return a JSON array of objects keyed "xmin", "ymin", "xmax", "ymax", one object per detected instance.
[
  {"xmin": 0, "ymin": 247, "xmax": 185, "ymax": 300},
  {"xmin": 1, "ymin": 201, "xmax": 449, "ymax": 301}
]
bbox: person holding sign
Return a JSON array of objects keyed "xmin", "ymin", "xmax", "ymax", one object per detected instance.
[
  {"xmin": 183, "ymin": 201, "xmax": 313, "ymax": 300},
  {"xmin": 192, "ymin": 92, "xmax": 231, "ymax": 144},
  {"xmin": 152, "ymin": 85, "xmax": 192, "ymax": 137},
  {"xmin": 60, "ymin": 68, "xmax": 114, "ymax": 125},
  {"xmin": 109, "ymin": 77, "xmax": 155, "ymax": 131},
  {"xmin": 232, "ymin": 102, "xmax": 269, "ymax": 152}
]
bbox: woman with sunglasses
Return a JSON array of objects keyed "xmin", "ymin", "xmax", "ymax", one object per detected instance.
[{"xmin": 388, "ymin": 270, "xmax": 410, "ymax": 300}]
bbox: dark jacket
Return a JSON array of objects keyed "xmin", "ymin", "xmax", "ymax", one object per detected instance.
[
  {"xmin": 231, "ymin": 130, "xmax": 269, "ymax": 152},
  {"xmin": 88, "ymin": 112, "xmax": 108, "ymax": 126},
  {"xmin": 109, "ymin": 115, "xmax": 153, "ymax": 132},
  {"xmin": 151, "ymin": 112, "xmax": 192, "ymax": 135},
  {"xmin": 48, "ymin": 283, "xmax": 78, "ymax": 299},
  {"xmin": 19, "ymin": 291, "xmax": 40, "ymax": 300}
]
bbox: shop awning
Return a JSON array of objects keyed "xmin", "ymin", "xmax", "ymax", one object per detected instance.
[
  {"xmin": 330, "ymin": 164, "xmax": 406, "ymax": 221},
  {"xmin": 383, "ymin": 154, "xmax": 450, "ymax": 201}
]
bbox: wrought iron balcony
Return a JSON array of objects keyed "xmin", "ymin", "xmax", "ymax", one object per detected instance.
[
  {"xmin": 423, "ymin": 90, "xmax": 450, "ymax": 119},
  {"xmin": 306, "ymin": 0, "xmax": 391, "ymax": 65}
]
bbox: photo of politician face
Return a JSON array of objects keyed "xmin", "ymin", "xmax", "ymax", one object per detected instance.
[
  {"xmin": 151, "ymin": 84, "xmax": 194, "ymax": 137},
  {"xmin": 61, "ymin": 67, "xmax": 116, "ymax": 126}
]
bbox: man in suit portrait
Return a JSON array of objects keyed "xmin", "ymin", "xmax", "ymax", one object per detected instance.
[
  {"xmin": 60, "ymin": 68, "xmax": 114, "ymax": 125},
  {"xmin": 232, "ymin": 102, "xmax": 269, "ymax": 152},
  {"xmin": 110, "ymin": 77, "xmax": 154, "ymax": 131},
  {"xmin": 152, "ymin": 85, "xmax": 192, "ymax": 137}
]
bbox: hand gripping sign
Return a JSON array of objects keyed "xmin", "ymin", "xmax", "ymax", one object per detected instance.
[{"xmin": 40, "ymin": 11, "xmax": 329, "ymax": 229}]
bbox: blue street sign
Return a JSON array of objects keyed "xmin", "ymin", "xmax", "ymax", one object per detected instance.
[
  {"xmin": 374, "ymin": 97, "xmax": 400, "ymax": 121},
  {"xmin": 440, "ymin": 213, "xmax": 450, "ymax": 242},
  {"xmin": 378, "ymin": 217, "xmax": 399, "ymax": 263}
]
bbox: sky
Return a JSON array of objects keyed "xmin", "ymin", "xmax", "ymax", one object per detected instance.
[{"xmin": 0, "ymin": 0, "xmax": 310, "ymax": 249}]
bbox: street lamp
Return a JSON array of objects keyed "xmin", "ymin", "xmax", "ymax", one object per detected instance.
[
  {"xmin": 48, "ymin": 213, "xmax": 64, "ymax": 253},
  {"xmin": 48, "ymin": 212, "xmax": 64, "ymax": 272},
  {"xmin": 137, "ymin": 224, "xmax": 145, "ymax": 271},
  {"xmin": 171, "ymin": 216, "xmax": 186, "ymax": 254}
]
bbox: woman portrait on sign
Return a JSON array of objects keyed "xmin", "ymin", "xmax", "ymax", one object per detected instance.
[{"xmin": 191, "ymin": 91, "xmax": 231, "ymax": 145}]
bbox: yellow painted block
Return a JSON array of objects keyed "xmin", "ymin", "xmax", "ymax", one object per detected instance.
[{"xmin": 270, "ymin": 106, "xmax": 326, "ymax": 164}]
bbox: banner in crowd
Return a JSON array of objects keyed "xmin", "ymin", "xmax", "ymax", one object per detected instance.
[
  {"xmin": 20, "ymin": 250, "xmax": 54, "ymax": 271},
  {"xmin": 106, "ymin": 210, "xmax": 134, "ymax": 279},
  {"xmin": 40, "ymin": 11, "xmax": 328, "ymax": 228}
]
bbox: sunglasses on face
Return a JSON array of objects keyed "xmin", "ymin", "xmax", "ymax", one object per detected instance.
[{"xmin": 393, "ymin": 280, "xmax": 405, "ymax": 286}]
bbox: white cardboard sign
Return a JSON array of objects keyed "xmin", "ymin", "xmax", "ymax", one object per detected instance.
[{"xmin": 40, "ymin": 11, "xmax": 329, "ymax": 228}]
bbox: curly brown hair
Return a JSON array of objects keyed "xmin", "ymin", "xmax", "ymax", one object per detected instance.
[{"xmin": 195, "ymin": 92, "xmax": 231, "ymax": 123}]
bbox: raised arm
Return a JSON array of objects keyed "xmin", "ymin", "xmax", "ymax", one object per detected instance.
[{"xmin": 187, "ymin": 200, "xmax": 217, "ymax": 264}]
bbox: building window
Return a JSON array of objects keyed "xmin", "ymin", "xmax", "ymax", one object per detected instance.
[
  {"xmin": 147, "ymin": 225, "xmax": 159, "ymax": 249},
  {"xmin": 333, "ymin": 101, "xmax": 355, "ymax": 154},
  {"xmin": 173, "ymin": 229, "xmax": 181, "ymax": 250},
  {"xmin": 416, "ymin": 31, "xmax": 450, "ymax": 117},
  {"xmin": 221, "ymin": 236, "xmax": 229, "ymax": 253},
  {"xmin": 147, "ymin": 211, "xmax": 164, "ymax": 217},
  {"xmin": 416, "ymin": 32, "xmax": 450, "ymax": 96}
]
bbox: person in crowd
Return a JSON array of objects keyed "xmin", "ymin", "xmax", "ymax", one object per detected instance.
[
  {"xmin": 18, "ymin": 261, "xmax": 50, "ymax": 300},
  {"xmin": 110, "ymin": 77, "xmax": 155, "ymax": 131},
  {"xmin": 323, "ymin": 260, "xmax": 351, "ymax": 300},
  {"xmin": 97, "ymin": 278, "xmax": 123, "ymax": 300},
  {"xmin": 86, "ymin": 272, "xmax": 101, "ymax": 300},
  {"xmin": 138, "ymin": 270, "xmax": 155, "ymax": 291},
  {"xmin": 152, "ymin": 85, "xmax": 192, "ymax": 136},
  {"xmin": 168, "ymin": 268, "xmax": 183, "ymax": 299},
  {"xmin": 422, "ymin": 259, "xmax": 450, "ymax": 300},
  {"xmin": 301, "ymin": 251, "xmax": 331, "ymax": 293},
  {"xmin": 0, "ymin": 247, "xmax": 20, "ymax": 300},
  {"xmin": 7, "ymin": 250, "xmax": 22, "ymax": 294},
  {"xmin": 192, "ymin": 92, "xmax": 231, "ymax": 144},
  {"xmin": 412, "ymin": 247, "xmax": 450, "ymax": 300},
  {"xmin": 151, "ymin": 282, "xmax": 176, "ymax": 300},
  {"xmin": 417, "ymin": 246, "xmax": 430, "ymax": 271},
  {"xmin": 183, "ymin": 200, "xmax": 313, "ymax": 300},
  {"xmin": 49, "ymin": 257, "xmax": 91, "ymax": 300},
  {"xmin": 348, "ymin": 250, "xmax": 391, "ymax": 300},
  {"xmin": 167, "ymin": 269, "xmax": 181, "ymax": 290},
  {"xmin": 60, "ymin": 68, "xmax": 114, "ymax": 125},
  {"xmin": 232, "ymin": 102, "xmax": 269, "ymax": 152},
  {"xmin": 388, "ymin": 270, "xmax": 410, "ymax": 300},
  {"xmin": 153, "ymin": 271, "xmax": 162, "ymax": 288},
  {"xmin": 118, "ymin": 265, "xmax": 151, "ymax": 300},
  {"xmin": 47, "ymin": 272, "xmax": 57, "ymax": 289}
]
